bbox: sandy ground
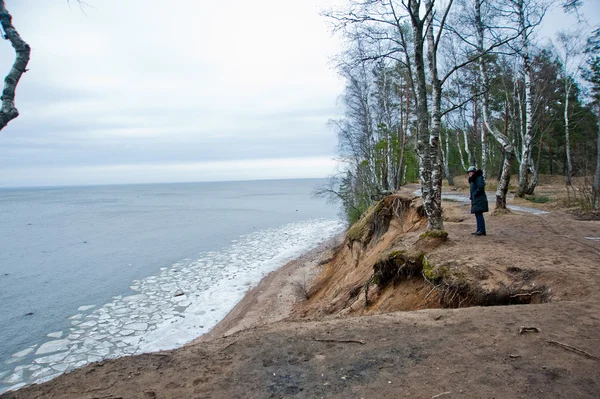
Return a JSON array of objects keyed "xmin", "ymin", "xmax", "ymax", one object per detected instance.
[
  {"xmin": 195, "ymin": 235, "xmax": 344, "ymax": 343},
  {"xmin": 3, "ymin": 182, "xmax": 600, "ymax": 399}
]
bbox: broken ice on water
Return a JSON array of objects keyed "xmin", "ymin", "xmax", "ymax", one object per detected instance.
[{"xmin": 0, "ymin": 218, "xmax": 345, "ymax": 394}]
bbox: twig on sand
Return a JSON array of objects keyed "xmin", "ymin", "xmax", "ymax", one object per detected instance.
[
  {"xmin": 519, "ymin": 326, "xmax": 540, "ymax": 334},
  {"xmin": 546, "ymin": 340, "xmax": 598, "ymax": 360},
  {"xmin": 510, "ymin": 291, "xmax": 542, "ymax": 298},
  {"xmin": 431, "ymin": 391, "xmax": 451, "ymax": 398},
  {"xmin": 220, "ymin": 339, "xmax": 239, "ymax": 352},
  {"xmin": 314, "ymin": 338, "xmax": 366, "ymax": 345}
]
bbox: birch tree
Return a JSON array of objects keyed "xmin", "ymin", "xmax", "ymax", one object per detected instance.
[
  {"xmin": 509, "ymin": 0, "xmax": 550, "ymax": 197},
  {"xmin": 581, "ymin": 28, "xmax": 600, "ymax": 208},
  {"xmin": 474, "ymin": 0, "xmax": 516, "ymax": 209},
  {"xmin": 555, "ymin": 30, "xmax": 585, "ymax": 185},
  {"xmin": 323, "ymin": 0, "xmax": 446, "ymax": 230},
  {"xmin": 0, "ymin": 0, "xmax": 30, "ymax": 132}
]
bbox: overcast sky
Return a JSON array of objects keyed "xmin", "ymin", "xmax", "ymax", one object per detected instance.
[{"xmin": 0, "ymin": 0, "xmax": 598, "ymax": 187}]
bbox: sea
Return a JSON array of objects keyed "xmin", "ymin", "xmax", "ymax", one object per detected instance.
[{"xmin": 0, "ymin": 178, "xmax": 345, "ymax": 394}]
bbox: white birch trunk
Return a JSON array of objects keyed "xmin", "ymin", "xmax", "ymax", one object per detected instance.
[
  {"xmin": 443, "ymin": 128, "xmax": 454, "ymax": 185},
  {"xmin": 463, "ymin": 124, "xmax": 474, "ymax": 167},
  {"xmin": 481, "ymin": 118, "xmax": 487, "ymax": 179},
  {"xmin": 424, "ymin": 0, "xmax": 444, "ymax": 230},
  {"xmin": 594, "ymin": 104, "xmax": 600, "ymax": 209},
  {"xmin": 564, "ymin": 85, "xmax": 573, "ymax": 185},
  {"xmin": 457, "ymin": 129, "xmax": 469, "ymax": 171},
  {"xmin": 0, "ymin": 1, "xmax": 31, "ymax": 131},
  {"xmin": 516, "ymin": 0, "xmax": 536, "ymax": 197},
  {"xmin": 476, "ymin": 0, "xmax": 514, "ymax": 209},
  {"xmin": 410, "ymin": 0, "xmax": 443, "ymax": 231}
]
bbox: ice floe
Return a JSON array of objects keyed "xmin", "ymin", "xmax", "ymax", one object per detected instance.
[
  {"xmin": 35, "ymin": 340, "xmax": 70, "ymax": 356},
  {"xmin": 10, "ymin": 347, "xmax": 35, "ymax": 359},
  {"xmin": 0, "ymin": 218, "xmax": 345, "ymax": 394},
  {"xmin": 46, "ymin": 332, "xmax": 63, "ymax": 339}
]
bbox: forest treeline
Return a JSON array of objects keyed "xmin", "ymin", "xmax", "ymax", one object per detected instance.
[{"xmin": 318, "ymin": 0, "xmax": 600, "ymax": 227}]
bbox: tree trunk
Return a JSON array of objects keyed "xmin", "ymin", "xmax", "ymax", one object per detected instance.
[
  {"xmin": 526, "ymin": 153, "xmax": 539, "ymax": 195},
  {"xmin": 424, "ymin": 0, "xmax": 444, "ymax": 230},
  {"xmin": 396, "ymin": 78, "xmax": 410, "ymax": 188},
  {"xmin": 410, "ymin": 0, "xmax": 443, "ymax": 231},
  {"xmin": 0, "ymin": 1, "xmax": 31, "ymax": 132},
  {"xmin": 564, "ymin": 85, "xmax": 573, "ymax": 185},
  {"xmin": 516, "ymin": 2, "xmax": 535, "ymax": 198},
  {"xmin": 593, "ymin": 103, "xmax": 600, "ymax": 209},
  {"xmin": 397, "ymin": 125, "xmax": 406, "ymax": 188},
  {"xmin": 463, "ymin": 125, "xmax": 474, "ymax": 167},
  {"xmin": 457, "ymin": 129, "xmax": 469, "ymax": 171},
  {"xmin": 514, "ymin": 83, "xmax": 523, "ymax": 165},
  {"xmin": 481, "ymin": 118, "xmax": 487, "ymax": 179},
  {"xmin": 442, "ymin": 128, "xmax": 454, "ymax": 185},
  {"xmin": 476, "ymin": 0, "xmax": 513, "ymax": 209}
]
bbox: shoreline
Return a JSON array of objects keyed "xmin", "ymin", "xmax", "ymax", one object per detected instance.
[
  {"xmin": 194, "ymin": 232, "xmax": 345, "ymax": 343},
  {"xmin": 0, "ymin": 220, "xmax": 345, "ymax": 395}
]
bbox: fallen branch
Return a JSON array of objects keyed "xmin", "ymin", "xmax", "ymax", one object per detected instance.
[
  {"xmin": 431, "ymin": 392, "xmax": 451, "ymax": 399},
  {"xmin": 546, "ymin": 340, "xmax": 598, "ymax": 360},
  {"xmin": 314, "ymin": 338, "xmax": 366, "ymax": 345},
  {"xmin": 220, "ymin": 339, "xmax": 239, "ymax": 352},
  {"xmin": 510, "ymin": 291, "xmax": 542, "ymax": 298},
  {"xmin": 519, "ymin": 326, "xmax": 540, "ymax": 334}
]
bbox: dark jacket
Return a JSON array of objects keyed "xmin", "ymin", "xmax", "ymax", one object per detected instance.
[{"xmin": 469, "ymin": 170, "xmax": 489, "ymax": 214}]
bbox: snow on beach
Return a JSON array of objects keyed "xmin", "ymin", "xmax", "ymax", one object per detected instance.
[{"xmin": 0, "ymin": 218, "xmax": 345, "ymax": 394}]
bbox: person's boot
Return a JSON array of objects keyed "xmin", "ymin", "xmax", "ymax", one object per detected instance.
[{"xmin": 474, "ymin": 231, "xmax": 485, "ymax": 236}]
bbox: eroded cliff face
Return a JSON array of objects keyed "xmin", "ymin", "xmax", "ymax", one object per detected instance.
[{"xmin": 293, "ymin": 194, "xmax": 549, "ymax": 320}]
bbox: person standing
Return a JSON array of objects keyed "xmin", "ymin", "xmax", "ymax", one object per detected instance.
[{"xmin": 467, "ymin": 166, "xmax": 488, "ymax": 236}]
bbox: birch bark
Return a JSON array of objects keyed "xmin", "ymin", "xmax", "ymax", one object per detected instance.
[
  {"xmin": 409, "ymin": 0, "xmax": 443, "ymax": 230},
  {"xmin": 594, "ymin": 104, "xmax": 600, "ymax": 208},
  {"xmin": 425, "ymin": 0, "xmax": 444, "ymax": 219},
  {"xmin": 564, "ymin": 87, "xmax": 572, "ymax": 185},
  {"xmin": 476, "ymin": 0, "xmax": 514, "ymax": 209},
  {"xmin": 456, "ymin": 129, "xmax": 469, "ymax": 171},
  {"xmin": 516, "ymin": 0, "xmax": 536, "ymax": 197}
]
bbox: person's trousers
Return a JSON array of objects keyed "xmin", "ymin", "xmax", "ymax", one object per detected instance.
[{"xmin": 475, "ymin": 212, "xmax": 486, "ymax": 234}]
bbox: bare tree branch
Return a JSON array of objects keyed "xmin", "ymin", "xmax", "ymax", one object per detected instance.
[{"xmin": 0, "ymin": 0, "xmax": 31, "ymax": 132}]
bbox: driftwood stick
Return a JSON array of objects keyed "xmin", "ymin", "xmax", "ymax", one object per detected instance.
[
  {"xmin": 220, "ymin": 339, "xmax": 239, "ymax": 352},
  {"xmin": 519, "ymin": 326, "xmax": 540, "ymax": 334},
  {"xmin": 546, "ymin": 340, "xmax": 598, "ymax": 360},
  {"xmin": 314, "ymin": 338, "xmax": 366, "ymax": 345},
  {"xmin": 510, "ymin": 291, "xmax": 542, "ymax": 298},
  {"xmin": 431, "ymin": 392, "xmax": 451, "ymax": 398}
]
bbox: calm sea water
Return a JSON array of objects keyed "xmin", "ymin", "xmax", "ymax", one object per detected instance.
[{"xmin": 0, "ymin": 178, "xmax": 342, "ymax": 392}]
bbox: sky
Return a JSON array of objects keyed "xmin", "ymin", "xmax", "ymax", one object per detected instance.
[
  {"xmin": 0, "ymin": 0, "xmax": 598, "ymax": 187},
  {"xmin": 0, "ymin": 0, "xmax": 346, "ymax": 187}
]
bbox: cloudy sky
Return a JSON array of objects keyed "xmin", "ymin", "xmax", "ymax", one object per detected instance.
[
  {"xmin": 0, "ymin": 0, "xmax": 598, "ymax": 187},
  {"xmin": 0, "ymin": 0, "xmax": 346, "ymax": 187}
]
